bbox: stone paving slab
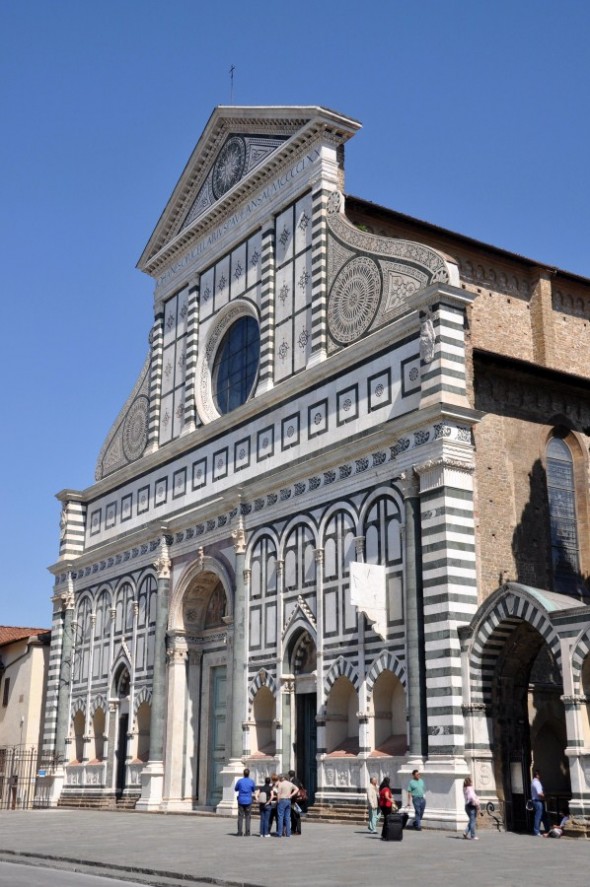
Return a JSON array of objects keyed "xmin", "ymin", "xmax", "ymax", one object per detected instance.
[{"xmin": 0, "ymin": 811, "xmax": 588, "ymax": 887}]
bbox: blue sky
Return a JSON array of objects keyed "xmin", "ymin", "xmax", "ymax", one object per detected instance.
[{"xmin": 1, "ymin": 0, "xmax": 589, "ymax": 628}]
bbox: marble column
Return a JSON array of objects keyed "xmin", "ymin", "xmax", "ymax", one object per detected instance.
[
  {"xmin": 162, "ymin": 634, "xmax": 189, "ymax": 811},
  {"xmin": 137, "ymin": 533, "xmax": 171, "ymax": 810}
]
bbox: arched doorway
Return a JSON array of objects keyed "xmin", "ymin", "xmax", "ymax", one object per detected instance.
[
  {"xmin": 286, "ymin": 630, "xmax": 317, "ymax": 801},
  {"xmin": 484, "ymin": 619, "xmax": 571, "ymax": 831},
  {"xmin": 113, "ymin": 665, "xmax": 130, "ymax": 798},
  {"xmin": 180, "ymin": 570, "xmax": 229, "ymax": 807}
]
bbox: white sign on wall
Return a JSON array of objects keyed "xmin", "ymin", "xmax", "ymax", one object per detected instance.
[{"xmin": 349, "ymin": 562, "xmax": 387, "ymax": 640}]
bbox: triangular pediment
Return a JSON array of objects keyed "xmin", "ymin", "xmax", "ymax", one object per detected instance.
[{"xmin": 138, "ymin": 105, "xmax": 361, "ymax": 275}]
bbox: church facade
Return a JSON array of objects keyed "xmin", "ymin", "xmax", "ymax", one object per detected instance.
[{"xmin": 38, "ymin": 106, "xmax": 590, "ymax": 832}]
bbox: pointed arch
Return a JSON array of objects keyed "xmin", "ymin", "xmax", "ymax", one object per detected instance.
[{"xmin": 282, "ymin": 595, "xmax": 317, "ymax": 643}]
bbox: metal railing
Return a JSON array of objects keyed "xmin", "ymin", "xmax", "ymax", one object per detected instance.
[{"xmin": 0, "ymin": 746, "xmax": 59, "ymax": 810}]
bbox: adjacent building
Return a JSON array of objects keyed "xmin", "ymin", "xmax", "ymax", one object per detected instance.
[
  {"xmin": 39, "ymin": 106, "xmax": 590, "ymax": 831},
  {"xmin": 1, "ymin": 626, "xmax": 50, "ymax": 809}
]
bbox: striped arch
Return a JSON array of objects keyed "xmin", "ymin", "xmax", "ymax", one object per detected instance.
[
  {"xmin": 247, "ymin": 669, "xmax": 278, "ymax": 713},
  {"xmin": 70, "ymin": 696, "xmax": 86, "ymax": 717},
  {"xmin": 324, "ymin": 655, "xmax": 360, "ymax": 695},
  {"xmin": 366, "ymin": 650, "xmax": 407, "ymax": 697},
  {"xmin": 90, "ymin": 694, "xmax": 107, "ymax": 717},
  {"xmin": 468, "ymin": 586, "xmax": 562, "ymax": 706},
  {"xmin": 133, "ymin": 686, "xmax": 152, "ymax": 717},
  {"xmin": 571, "ymin": 627, "xmax": 590, "ymax": 695}
]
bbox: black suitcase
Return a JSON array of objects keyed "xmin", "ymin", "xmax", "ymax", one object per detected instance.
[{"xmin": 382, "ymin": 812, "xmax": 404, "ymax": 841}]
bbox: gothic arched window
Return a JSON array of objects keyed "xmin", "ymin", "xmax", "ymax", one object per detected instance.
[{"xmin": 547, "ymin": 437, "xmax": 581, "ymax": 596}]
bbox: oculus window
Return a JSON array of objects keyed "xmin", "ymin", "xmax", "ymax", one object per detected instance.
[{"xmin": 212, "ymin": 316, "xmax": 260, "ymax": 414}]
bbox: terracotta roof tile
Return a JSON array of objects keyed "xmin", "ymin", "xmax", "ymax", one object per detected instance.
[{"xmin": 0, "ymin": 626, "xmax": 50, "ymax": 646}]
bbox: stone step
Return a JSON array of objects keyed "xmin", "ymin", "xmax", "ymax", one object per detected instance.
[{"xmin": 306, "ymin": 803, "xmax": 367, "ymax": 825}]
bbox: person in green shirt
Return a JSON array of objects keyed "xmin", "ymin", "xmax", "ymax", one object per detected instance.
[{"xmin": 407, "ymin": 769, "xmax": 426, "ymax": 830}]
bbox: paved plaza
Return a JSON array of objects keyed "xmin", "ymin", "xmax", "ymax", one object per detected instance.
[{"xmin": 0, "ymin": 810, "xmax": 587, "ymax": 887}]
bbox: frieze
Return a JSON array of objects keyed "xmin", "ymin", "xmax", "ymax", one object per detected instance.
[
  {"xmin": 58, "ymin": 448, "xmax": 397, "ymax": 586},
  {"xmin": 457, "ymin": 258, "xmax": 531, "ymax": 298},
  {"xmin": 553, "ymin": 288, "xmax": 590, "ymax": 320},
  {"xmin": 475, "ymin": 366, "xmax": 590, "ymax": 430}
]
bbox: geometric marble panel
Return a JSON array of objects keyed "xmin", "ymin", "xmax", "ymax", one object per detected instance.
[
  {"xmin": 281, "ymin": 414, "xmax": 300, "ymax": 450},
  {"xmin": 308, "ymin": 399, "xmax": 328, "ymax": 439},
  {"xmin": 368, "ymin": 368, "xmax": 392, "ymax": 412},
  {"xmin": 401, "ymin": 355, "xmax": 421, "ymax": 397},
  {"xmin": 337, "ymin": 384, "xmax": 359, "ymax": 426}
]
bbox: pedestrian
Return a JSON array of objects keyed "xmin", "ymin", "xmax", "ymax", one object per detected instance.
[
  {"xmin": 531, "ymin": 769, "xmax": 551, "ymax": 837},
  {"xmin": 234, "ymin": 767, "xmax": 256, "ymax": 836},
  {"xmin": 275, "ymin": 773, "xmax": 299, "ymax": 837},
  {"xmin": 268, "ymin": 773, "xmax": 279, "ymax": 834},
  {"xmin": 407, "ymin": 769, "xmax": 426, "ymax": 830},
  {"xmin": 288, "ymin": 769, "xmax": 303, "ymax": 835},
  {"xmin": 378, "ymin": 776, "xmax": 397, "ymax": 839},
  {"xmin": 463, "ymin": 776, "xmax": 480, "ymax": 840},
  {"xmin": 367, "ymin": 776, "xmax": 380, "ymax": 833},
  {"xmin": 256, "ymin": 776, "xmax": 273, "ymax": 837}
]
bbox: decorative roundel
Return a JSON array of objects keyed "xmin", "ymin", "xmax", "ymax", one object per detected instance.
[
  {"xmin": 327, "ymin": 190, "xmax": 342, "ymax": 214},
  {"xmin": 327, "ymin": 255, "xmax": 382, "ymax": 344},
  {"xmin": 211, "ymin": 136, "xmax": 247, "ymax": 200},
  {"xmin": 122, "ymin": 395, "xmax": 149, "ymax": 462}
]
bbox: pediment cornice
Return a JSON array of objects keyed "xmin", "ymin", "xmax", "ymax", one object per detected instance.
[{"xmin": 137, "ymin": 105, "xmax": 361, "ymax": 277}]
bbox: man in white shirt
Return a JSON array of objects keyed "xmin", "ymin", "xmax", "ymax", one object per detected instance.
[
  {"xmin": 275, "ymin": 774, "xmax": 299, "ymax": 837},
  {"xmin": 531, "ymin": 769, "xmax": 551, "ymax": 836}
]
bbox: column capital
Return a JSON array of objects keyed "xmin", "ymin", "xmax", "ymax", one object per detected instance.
[
  {"xmin": 395, "ymin": 470, "xmax": 419, "ymax": 499},
  {"xmin": 354, "ymin": 536, "xmax": 365, "ymax": 561},
  {"xmin": 561, "ymin": 695, "xmax": 586, "ymax": 708},
  {"xmin": 314, "ymin": 547, "xmax": 324, "ymax": 565}
]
